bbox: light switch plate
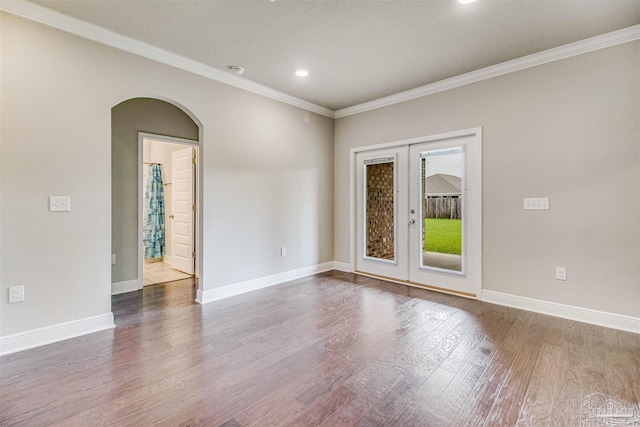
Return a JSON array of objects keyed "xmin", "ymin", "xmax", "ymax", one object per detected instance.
[
  {"xmin": 523, "ymin": 197, "xmax": 549, "ymax": 210},
  {"xmin": 49, "ymin": 196, "xmax": 71, "ymax": 212}
]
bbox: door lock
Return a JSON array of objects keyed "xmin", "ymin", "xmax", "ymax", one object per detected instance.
[{"xmin": 408, "ymin": 219, "xmax": 416, "ymax": 225}]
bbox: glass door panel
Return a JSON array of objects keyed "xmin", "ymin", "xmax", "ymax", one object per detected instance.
[
  {"xmin": 365, "ymin": 159, "xmax": 396, "ymax": 261},
  {"xmin": 420, "ymin": 147, "xmax": 463, "ymax": 273},
  {"xmin": 356, "ymin": 148, "xmax": 408, "ymax": 280}
]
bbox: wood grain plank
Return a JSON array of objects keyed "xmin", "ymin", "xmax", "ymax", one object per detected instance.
[
  {"xmin": 286, "ymin": 385, "xmax": 356, "ymax": 427},
  {"xmin": 448, "ymin": 348, "xmax": 517, "ymax": 426},
  {"xmin": 516, "ymin": 343, "xmax": 562, "ymax": 426},
  {"xmin": 483, "ymin": 343, "xmax": 540, "ymax": 427}
]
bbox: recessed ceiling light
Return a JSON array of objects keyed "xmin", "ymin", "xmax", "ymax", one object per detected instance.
[
  {"xmin": 459, "ymin": 0, "xmax": 476, "ymax": 4},
  {"xmin": 228, "ymin": 65, "xmax": 244, "ymax": 76},
  {"xmin": 295, "ymin": 69, "xmax": 309, "ymax": 77}
]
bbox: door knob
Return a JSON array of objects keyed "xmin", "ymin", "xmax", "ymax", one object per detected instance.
[{"xmin": 408, "ymin": 219, "xmax": 415, "ymax": 225}]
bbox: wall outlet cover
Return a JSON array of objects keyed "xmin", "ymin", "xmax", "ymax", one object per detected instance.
[
  {"xmin": 49, "ymin": 196, "xmax": 71, "ymax": 212},
  {"xmin": 9, "ymin": 286, "xmax": 25, "ymax": 303}
]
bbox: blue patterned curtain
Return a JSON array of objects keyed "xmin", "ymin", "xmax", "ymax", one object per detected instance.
[{"xmin": 143, "ymin": 164, "xmax": 166, "ymax": 259}]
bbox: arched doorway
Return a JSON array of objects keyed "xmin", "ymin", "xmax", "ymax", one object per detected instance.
[{"xmin": 111, "ymin": 98, "xmax": 203, "ymax": 298}]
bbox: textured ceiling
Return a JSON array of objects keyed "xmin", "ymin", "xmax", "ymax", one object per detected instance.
[{"xmin": 27, "ymin": 0, "xmax": 640, "ymax": 111}]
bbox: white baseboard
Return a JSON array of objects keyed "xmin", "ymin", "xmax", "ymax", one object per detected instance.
[
  {"xmin": 164, "ymin": 255, "xmax": 173, "ymax": 266},
  {"xmin": 111, "ymin": 279, "xmax": 140, "ymax": 295},
  {"xmin": 197, "ymin": 261, "xmax": 335, "ymax": 304},
  {"xmin": 0, "ymin": 313, "xmax": 115, "ymax": 356},
  {"xmin": 482, "ymin": 290, "xmax": 640, "ymax": 334},
  {"xmin": 333, "ymin": 261, "xmax": 353, "ymax": 273}
]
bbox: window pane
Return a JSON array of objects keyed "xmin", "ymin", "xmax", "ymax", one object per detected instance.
[
  {"xmin": 365, "ymin": 161, "xmax": 395, "ymax": 260},
  {"xmin": 421, "ymin": 148, "xmax": 462, "ymax": 272}
]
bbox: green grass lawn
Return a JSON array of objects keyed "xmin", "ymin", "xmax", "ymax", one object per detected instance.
[{"xmin": 424, "ymin": 218, "xmax": 462, "ymax": 255}]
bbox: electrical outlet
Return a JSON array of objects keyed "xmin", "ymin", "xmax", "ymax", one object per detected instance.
[
  {"xmin": 9, "ymin": 286, "xmax": 24, "ymax": 303},
  {"xmin": 556, "ymin": 267, "xmax": 567, "ymax": 281},
  {"xmin": 49, "ymin": 196, "xmax": 71, "ymax": 212},
  {"xmin": 111, "ymin": 254, "xmax": 116, "ymax": 265},
  {"xmin": 281, "ymin": 247, "xmax": 287, "ymax": 257}
]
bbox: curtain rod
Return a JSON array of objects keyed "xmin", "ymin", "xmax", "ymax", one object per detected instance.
[{"xmin": 143, "ymin": 162, "xmax": 162, "ymax": 165}]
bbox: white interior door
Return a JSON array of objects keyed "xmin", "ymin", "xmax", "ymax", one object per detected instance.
[
  {"xmin": 171, "ymin": 147, "xmax": 195, "ymax": 275},
  {"xmin": 355, "ymin": 147, "xmax": 408, "ymax": 280},
  {"xmin": 354, "ymin": 130, "xmax": 482, "ymax": 298}
]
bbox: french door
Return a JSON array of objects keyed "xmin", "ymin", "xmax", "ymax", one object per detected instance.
[{"xmin": 355, "ymin": 131, "xmax": 481, "ymax": 297}]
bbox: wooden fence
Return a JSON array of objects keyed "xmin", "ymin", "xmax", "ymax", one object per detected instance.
[{"xmin": 423, "ymin": 196, "xmax": 461, "ymax": 219}]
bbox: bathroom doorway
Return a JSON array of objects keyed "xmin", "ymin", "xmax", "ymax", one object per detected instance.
[{"xmin": 140, "ymin": 134, "xmax": 198, "ymax": 287}]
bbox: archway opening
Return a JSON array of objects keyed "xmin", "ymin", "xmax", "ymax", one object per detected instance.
[{"xmin": 111, "ymin": 97, "xmax": 203, "ymax": 299}]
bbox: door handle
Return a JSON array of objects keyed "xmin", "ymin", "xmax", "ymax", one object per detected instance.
[{"xmin": 408, "ymin": 219, "xmax": 415, "ymax": 225}]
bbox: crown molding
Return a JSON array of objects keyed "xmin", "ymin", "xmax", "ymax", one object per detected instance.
[
  {"xmin": 0, "ymin": 0, "xmax": 336, "ymax": 118},
  {"xmin": 3, "ymin": 0, "xmax": 639, "ymax": 121},
  {"xmin": 335, "ymin": 24, "xmax": 640, "ymax": 119}
]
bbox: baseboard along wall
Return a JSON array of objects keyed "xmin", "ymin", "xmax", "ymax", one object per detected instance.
[
  {"xmin": 6, "ymin": 261, "xmax": 638, "ymax": 356},
  {"xmin": 197, "ymin": 261, "xmax": 335, "ymax": 304},
  {"xmin": 0, "ymin": 313, "xmax": 115, "ymax": 356}
]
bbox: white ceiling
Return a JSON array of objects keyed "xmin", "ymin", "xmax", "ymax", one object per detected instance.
[{"xmin": 26, "ymin": 0, "xmax": 640, "ymax": 111}]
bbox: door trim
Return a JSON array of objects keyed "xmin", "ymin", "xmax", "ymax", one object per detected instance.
[
  {"xmin": 137, "ymin": 132, "xmax": 200, "ymax": 290},
  {"xmin": 349, "ymin": 127, "xmax": 482, "ymax": 297}
]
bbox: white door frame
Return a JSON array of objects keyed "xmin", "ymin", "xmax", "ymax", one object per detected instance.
[
  {"xmin": 137, "ymin": 132, "xmax": 200, "ymax": 290},
  {"xmin": 349, "ymin": 127, "xmax": 482, "ymax": 298}
]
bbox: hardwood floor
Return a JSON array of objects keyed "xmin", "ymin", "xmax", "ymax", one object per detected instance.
[{"xmin": 1, "ymin": 271, "xmax": 639, "ymax": 426}]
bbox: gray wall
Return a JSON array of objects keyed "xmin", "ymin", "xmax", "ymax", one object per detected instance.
[
  {"xmin": 1, "ymin": 13, "xmax": 334, "ymax": 337},
  {"xmin": 335, "ymin": 41, "xmax": 640, "ymax": 318},
  {"xmin": 111, "ymin": 98, "xmax": 199, "ymax": 283}
]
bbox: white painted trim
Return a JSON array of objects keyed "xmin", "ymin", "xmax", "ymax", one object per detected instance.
[
  {"xmin": 349, "ymin": 128, "xmax": 482, "ymax": 154},
  {"xmin": 196, "ymin": 262, "xmax": 335, "ymax": 304},
  {"xmin": 0, "ymin": 0, "xmax": 334, "ymax": 119},
  {"xmin": 0, "ymin": 313, "xmax": 115, "ymax": 356},
  {"xmin": 335, "ymin": 25, "xmax": 640, "ymax": 118},
  {"xmin": 111, "ymin": 279, "xmax": 140, "ymax": 295},
  {"xmin": 333, "ymin": 261, "xmax": 353, "ymax": 273},
  {"xmin": 482, "ymin": 290, "xmax": 640, "ymax": 334}
]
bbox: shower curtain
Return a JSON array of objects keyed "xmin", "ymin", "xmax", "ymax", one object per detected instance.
[{"xmin": 143, "ymin": 164, "xmax": 166, "ymax": 259}]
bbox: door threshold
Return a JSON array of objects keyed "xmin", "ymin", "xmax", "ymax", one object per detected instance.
[{"xmin": 354, "ymin": 270, "xmax": 477, "ymax": 299}]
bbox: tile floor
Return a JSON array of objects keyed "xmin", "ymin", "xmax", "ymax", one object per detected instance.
[{"xmin": 143, "ymin": 260, "xmax": 192, "ymax": 286}]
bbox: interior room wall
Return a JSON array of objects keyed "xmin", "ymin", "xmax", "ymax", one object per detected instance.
[
  {"xmin": 0, "ymin": 13, "xmax": 334, "ymax": 338},
  {"xmin": 334, "ymin": 41, "xmax": 640, "ymax": 318},
  {"xmin": 113, "ymin": 100, "xmax": 198, "ymax": 284}
]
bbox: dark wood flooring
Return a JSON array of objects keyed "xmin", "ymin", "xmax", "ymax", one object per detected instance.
[{"xmin": 1, "ymin": 271, "xmax": 639, "ymax": 426}]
